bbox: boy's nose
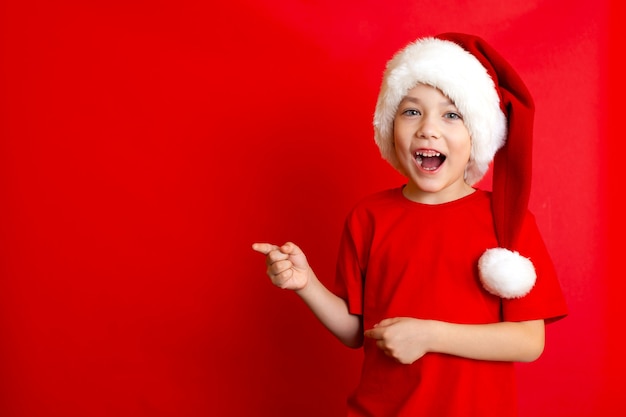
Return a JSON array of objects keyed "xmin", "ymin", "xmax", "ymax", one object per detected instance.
[{"xmin": 417, "ymin": 117, "xmax": 441, "ymax": 139}]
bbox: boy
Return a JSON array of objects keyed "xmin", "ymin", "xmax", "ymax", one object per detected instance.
[{"xmin": 253, "ymin": 33, "xmax": 567, "ymax": 416}]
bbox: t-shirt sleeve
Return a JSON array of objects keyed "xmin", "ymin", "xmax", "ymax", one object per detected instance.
[
  {"xmin": 502, "ymin": 211, "xmax": 568, "ymax": 323},
  {"xmin": 333, "ymin": 209, "xmax": 368, "ymax": 316}
]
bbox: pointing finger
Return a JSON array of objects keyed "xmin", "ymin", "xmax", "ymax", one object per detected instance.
[{"xmin": 251, "ymin": 243, "xmax": 279, "ymax": 255}]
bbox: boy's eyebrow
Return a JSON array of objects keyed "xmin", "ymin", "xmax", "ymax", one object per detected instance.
[
  {"xmin": 400, "ymin": 96, "xmax": 420, "ymax": 104},
  {"xmin": 399, "ymin": 95, "xmax": 457, "ymax": 106}
]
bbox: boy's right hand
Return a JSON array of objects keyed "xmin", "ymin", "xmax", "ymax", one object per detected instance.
[{"xmin": 251, "ymin": 242, "xmax": 311, "ymax": 291}]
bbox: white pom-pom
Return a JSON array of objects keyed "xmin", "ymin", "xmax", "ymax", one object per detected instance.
[{"xmin": 478, "ymin": 248, "xmax": 536, "ymax": 299}]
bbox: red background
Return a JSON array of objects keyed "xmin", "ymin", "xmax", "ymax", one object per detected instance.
[{"xmin": 0, "ymin": 1, "xmax": 622, "ymax": 416}]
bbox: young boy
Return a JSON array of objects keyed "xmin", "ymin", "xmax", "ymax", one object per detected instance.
[{"xmin": 253, "ymin": 33, "xmax": 567, "ymax": 416}]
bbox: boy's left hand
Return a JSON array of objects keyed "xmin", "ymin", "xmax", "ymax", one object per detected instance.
[{"xmin": 364, "ymin": 317, "xmax": 434, "ymax": 365}]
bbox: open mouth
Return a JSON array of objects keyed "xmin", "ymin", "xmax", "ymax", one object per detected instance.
[{"xmin": 415, "ymin": 150, "xmax": 446, "ymax": 171}]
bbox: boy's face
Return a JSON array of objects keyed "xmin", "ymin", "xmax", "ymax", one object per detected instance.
[{"xmin": 393, "ymin": 83, "xmax": 472, "ymax": 204}]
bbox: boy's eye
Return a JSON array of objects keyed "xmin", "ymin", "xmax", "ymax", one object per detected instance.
[
  {"xmin": 402, "ymin": 109, "xmax": 420, "ymax": 116},
  {"xmin": 445, "ymin": 112, "xmax": 462, "ymax": 120}
]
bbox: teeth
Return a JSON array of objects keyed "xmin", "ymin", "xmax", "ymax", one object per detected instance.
[
  {"xmin": 415, "ymin": 150, "xmax": 443, "ymax": 171},
  {"xmin": 415, "ymin": 151, "xmax": 441, "ymax": 157}
]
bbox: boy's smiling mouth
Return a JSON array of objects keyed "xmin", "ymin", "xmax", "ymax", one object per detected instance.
[{"xmin": 415, "ymin": 150, "xmax": 446, "ymax": 171}]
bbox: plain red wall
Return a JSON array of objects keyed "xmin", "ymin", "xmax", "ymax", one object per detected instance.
[{"xmin": 0, "ymin": 1, "xmax": 620, "ymax": 416}]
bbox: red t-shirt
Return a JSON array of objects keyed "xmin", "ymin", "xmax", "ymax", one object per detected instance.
[{"xmin": 334, "ymin": 187, "xmax": 567, "ymax": 417}]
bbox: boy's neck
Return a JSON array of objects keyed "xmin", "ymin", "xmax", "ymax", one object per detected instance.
[{"xmin": 401, "ymin": 182, "xmax": 476, "ymax": 205}]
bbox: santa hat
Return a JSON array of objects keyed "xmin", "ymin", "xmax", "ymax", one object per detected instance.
[{"xmin": 373, "ymin": 32, "xmax": 536, "ymax": 299}]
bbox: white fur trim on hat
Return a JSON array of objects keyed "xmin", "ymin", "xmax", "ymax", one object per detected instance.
[
  {"xmin": 373, "ymin": 37, "xmax": 507, "ymax": 185},
  {"xmin": 478, "ymin": 247, "xmax": 536, "ymax": 299}
]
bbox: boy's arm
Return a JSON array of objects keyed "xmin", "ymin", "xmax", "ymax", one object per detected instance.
[
  {"xmin": 295, "ymin": 269, "xmax": 363, "ymax": 348},
  {"xmin": 253, "ymin": 242, "xmax": 363, "ymax": 348},
  {"xmin": 364, "ymin": 317, "xmax": 544, "ymax": 364}
]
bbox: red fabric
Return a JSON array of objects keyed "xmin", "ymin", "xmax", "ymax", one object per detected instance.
[{"xmin": 334, "ymin": 187, "xmax": 567, "ymax": 417}]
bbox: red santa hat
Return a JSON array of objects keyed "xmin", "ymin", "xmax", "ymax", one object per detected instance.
[{"xmin": 373, "ymin": 32, "xmax": 536, "ymax": 299}]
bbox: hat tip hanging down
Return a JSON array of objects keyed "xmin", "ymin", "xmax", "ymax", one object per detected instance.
[
  {"xmin": 373, "ymin": 32, "xmax": 538, "ymax": 299},
  {"xmin": 438, "ymin": 33, "xmax": 538, "ymax": 299}
]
